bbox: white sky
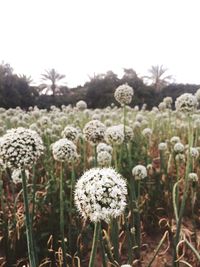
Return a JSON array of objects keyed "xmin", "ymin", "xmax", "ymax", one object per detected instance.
[{"xmin": 0, "ymin": 0, "xmax": 200, "ymax": 87}]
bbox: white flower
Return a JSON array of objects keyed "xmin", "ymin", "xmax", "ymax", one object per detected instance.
[
  {"xmin": 158, "ymin": 142, "xmax": 168, "ymax": 151},
  {"xmin": 0, "ymin": 127, "xmax": 44, "ymax": 169},
  {"xmin": 114, "ymin": 84, "xmax": 134, "ymax": 105},
  {"xmin": 83, "ymin": 120, "xmax": 106, "ymax": 144},
  {"xmin": 188, "ymin": 172, "xmax": 198, "ymax": 182},
  {"xmin": 132, "ymin": 165, "xmax": 147, "ymax": 180},
  {"xmin": 189, "ymin": 147, "xmax": 199, "ymax": 158},
  {"xmin": 97, "ymin": 151, "xmax": 112, "ymax": 167},
  {"xmin": 52, "ymin": 138, "xmax": 78, "ymax": 163},
  {"xmin": 170, "ymin": 136, "xmax": 180, "ymax": 145},
  {"xmin": 97, "ymin": 143, "xmax": 113, "ymax": 154},
  {"xmin": 105, "ymin": 125, "xmax": 124, "ymax": 145},
  {"xmin": 175, "ymin": 93, "xmax": 198, "ymax": 112},
  {"xmin": 74, "ymin": 168, "xmax": 127, "ymax": 222},
  {"xmin": 142, "ymin": 128, "xmax": 152, "ymax": 138},
  {"xmin": 76, "ymin": 100, "xmax": 87, "ymax": 110},
  {"xmin": 61, "ymin": 126, "xmax": 79, "ymax": 143},
  {"xmin": 118, "ymin": 124, "xmax": 134, "ymax": 142},
  {"xmin": 174, "ymin": 142, "xmax": 184, "ymax": 153},
  {"xmin": 163, "ymin": 96, "xmax": 173, "ymax": 108},
  {"xmin": 158, "ymin": 102, "xmax": 167, "ymax": 111}
]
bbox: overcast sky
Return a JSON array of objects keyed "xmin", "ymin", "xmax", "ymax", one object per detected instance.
[{"xmin": 0, "ymin": 0, "xmax": 200, "ymax": 86}]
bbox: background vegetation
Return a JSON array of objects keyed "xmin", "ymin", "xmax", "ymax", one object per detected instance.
[{"xmin": 0, "ymin": 62, "xmax": 199, "ymax": 110}]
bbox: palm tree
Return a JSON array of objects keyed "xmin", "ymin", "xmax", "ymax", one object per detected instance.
[
  {"xmin": 40, "ymin": 68, "xmax": 66, "ymax": 96},
  {"xmin": 143, "ymin": 65, "xmax": 173, "ymax": 91}
]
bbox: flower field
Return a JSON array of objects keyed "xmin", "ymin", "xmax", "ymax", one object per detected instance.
[{"xmin": 0, "ymin": 86, "xmax": 200, "ymax": 267}]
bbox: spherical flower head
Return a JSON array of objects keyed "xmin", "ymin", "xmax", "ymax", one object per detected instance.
[
  {"xmin": 76, "ymin": 100, "xmax": 87, "ymax": 110},
  {"xmin": 163, "ymin": 96, "xmax": 173, "ymax": 108},
  {"xmin": 83, "ymin": 120, "xmax": 106, "ymax": 144},
  {"xmin": 61, "ymin": 126, "xmax": 79, "ymax": 143},
  {"xmin": 114, "ymin": 84, "xmax": 134, "ymax": 105},
  {"xmin": 105, "ymin": 125, "xmax": 124, "ymax": 145},
  {"xmin": 170, "ymin": 136, "xmax": 180, "ymax": 145},
  {"xmin": 189, "ymin": 147, "xmax": 199, "ymax": 158},
  {"xmin": 175, "ymin": 153, "xmax": 185, "ymax": 163},
  {"xmin": 74, "ymin": 167, "xmax": 127, "ymax": 222},
  {"xmin": 97, "ymin": 151, "xmax": 112, "ymax": 167},
  {"xmin": 118, "ymin": 124, "xmax": 134, "ymax": 142},
  {"xmin": 158, "ymin": 142, "xmax": 168, "ymax": 151},
  {"xmin": 135, "ymin": 114, "xmax": 144, "ymax": 122},
  {"xmin": 142, "ymin": 128, "xmax": 153, "ymax": 138},
  {"xmin": 174, "ymin": 142, "xmax": 184, "ymax": 153},
  {"xmin": 0, "ymin": 127, "xmax": 44, "ymax": 169},
  {"xmin": 52, "ymin": 138, "xmax": 78, "ymax": 163},
  {"xmin": 158, "ymin": 102, "xmax": 167, "ymax": 111},
  {"xmin": 175, "ymin": 93, "xmax": 198, "ymax": 112},
  {"xmin": 97, "ymin": 142, "xmax": 113, "ymax": 154},
  {"xmin": 132, "ymin": 165, "xmax": 147, "ymax": 180},
  {"xmin": 188, "ymin": 172, "xmax": 198, "ymax": 182}
]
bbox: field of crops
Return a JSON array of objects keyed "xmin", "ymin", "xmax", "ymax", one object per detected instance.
[{"xmin": 0, "ymin": 85, "xmax": 200, "ymax": 267}]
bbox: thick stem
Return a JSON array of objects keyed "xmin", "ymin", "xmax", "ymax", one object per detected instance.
[
  {"xmin": 60, "ymin": 162, "xmax": 67, "ymax": 267},
  {"xmin": 21, "ymin": 169, "xmax": 37, "ymax": 267},
  {"xmin": 89, "ymin": 221, "xmax": 100, "ymax": 267},
  {"xmin": 111, "ymin": 218, "xmax": 120, "ymax": 263}
]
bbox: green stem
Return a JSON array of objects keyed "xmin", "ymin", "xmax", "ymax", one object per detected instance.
[
  {"xmin": 99, "ymin": 224, "xmax": 107, "ymax": 267},
  {"xmin": 111, "ymin": 218, "xmax": 120, "ymax": 263},
  {"xmin": 21, "ymin": 169, "xmax": 37, "ymax": 267},
  {"xmin": 89, "ymin": 221, "xmax": 100, "ymax": 267},
  {"xmin": 60, "ymin": 162, "xmax": 67, "ymax": 267}
]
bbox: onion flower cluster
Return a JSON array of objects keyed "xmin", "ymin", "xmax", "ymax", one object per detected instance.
[
  {"xmin": 114, "ymin": 84, "xmax": 134, "ymax": 105},
  {"xmin": 0, "ymin": 127, "xmax": 44, "ymax": 169},
  {"xmin": 52, "ymin": 138, "xmax": 78, "ymax": 163},
  {"xmin": 83, "ymin": 120, "xmax": 106, "ymax": 144},
  {"xmin": 74, "ymin": 167, "xmax": 127, "ymax": 222},
  {"xmin": 175, "ymin": 93, "xmax": 198, "ymax": 112}
]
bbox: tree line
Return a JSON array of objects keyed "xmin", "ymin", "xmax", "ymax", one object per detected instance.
[{"xmin": 0, "ymin": 62, "xmax": 199, "ymax": 110}]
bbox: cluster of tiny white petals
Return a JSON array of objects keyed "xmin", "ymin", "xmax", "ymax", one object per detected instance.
[
  {"xmin": 132, "ymin": 165, "xmax": 147, "ymax": 180},
  {"xmin": 174, "ymin": 142, "xmax": 185, "ymax": 153},
  {"xmin": 158, "ymin": 142, "xmax": 168, "ymax": 151},
  {"xmin": 11, "ymin": 169, "xmax": 29, "ymax": 184},
  {"xmin": 52, "ymin": 138, "xmax": 78, "ymax": 163},
  {"xmin": 175, "ymin": 93, "xmax": 198, "ymax": 112},
  {"xmin": 163, "ymin": 96, "xmax": 173, "ymax": 108},
  {"xmin": 189, "ymin": 147, "xmax": 199, "ymax": 158},
  {"xmin": 97, "ymin": 143, "xmax": 113, "ymax": 154},
  {"xmin": 74, "ymin": 167, "xmax": 127, "ymax": 222},
  {"xmin": 170, "ymin": 136, "xmax": 180, "ymax": 145},
  {"xmin": 97, "ymin": 151, "xmax": 112, "ymax": 167},
  {"xmin": 76, "ymin": 100, "xmax": 87, "ymax": 110},
  {"xmin": 158, "ymin": 102, "xmax": 167, "ymax": 111},
  {"xmin": 188, "ymin": 172, "xmax": 198, "ymax": 182},
  {"xmin": 83, "ymin": 120, "xmax": 106, "ymax": 144},
  {"xmin": 61, "ymin": 126, "xmax": 79, "ymax": 143},
  {"xmin": 142, "ymin": 128, "xmax": 153, "ymax": 138},
  {"xmin": 105, "ymin": 125, "xmax": 124, "ymax": 145},
  {"xmin": 118, "ymin": 124, "xmax": 134, "ymax": 142},
  {"xmin": 114, "ymin": 84, "xmax": 134, "ymax": 105},
  {"xmin": 0, "ymin": 127, "xmax": 44, "ymax": 169},
  {"xmin": 175, "ymin": 153, "xmax": 185, "ymax": 162}
]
